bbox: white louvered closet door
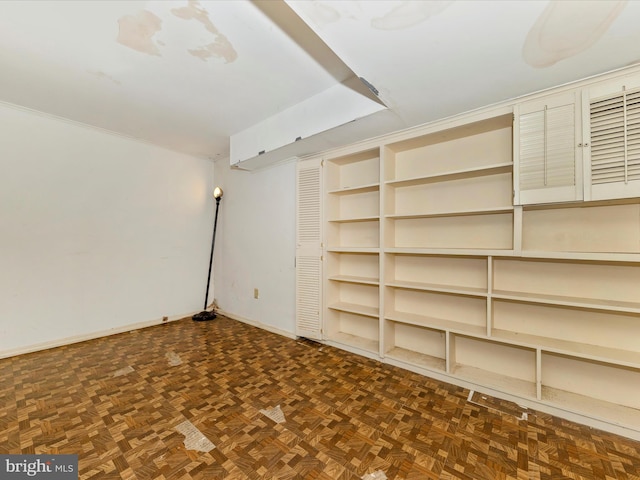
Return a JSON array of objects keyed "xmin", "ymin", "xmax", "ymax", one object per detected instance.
[
  {"xmin": 295, "ymin": 158, "xmax": 323, "ymax": 340},
  {"xmin": 587, "ymin": 77, "xmax": 640, "ymax": 201},
  {"xmin": 514, "ymin": 91, "xmax": 583, "ymax": 205}
]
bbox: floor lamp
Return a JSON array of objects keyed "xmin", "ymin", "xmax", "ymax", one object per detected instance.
[{"xmin": 193, "ymin": 186, "xmax": 223, "ymax": 322}]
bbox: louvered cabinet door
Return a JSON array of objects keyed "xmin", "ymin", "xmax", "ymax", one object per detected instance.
[
  {"xmin": 514, "ymin": 91, "xmax": 583, "ymax": 205},
  {"xmin": 295, "ymin": 158, "xmax": 323, "ymax": 340},
  {"xmin": 586, "ymin": 73, "xmax": 640, "ymax": 201}
]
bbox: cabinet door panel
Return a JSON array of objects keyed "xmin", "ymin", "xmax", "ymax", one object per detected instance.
[
  {"xmin": 587, "ymin": 74, "xmax": 640, "ymax": 200},
  {"xmin": 515, "ymin": 91, "xmax": 582, "ymax": 205},
  {"xmin": 296, "ymin": 158, "xmax": 323, "ymax": 340}
]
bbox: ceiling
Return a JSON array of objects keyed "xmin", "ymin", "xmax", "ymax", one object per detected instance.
[{"xmin": 1, "ymin": 0, "xmax": 639, "ymax": 167}]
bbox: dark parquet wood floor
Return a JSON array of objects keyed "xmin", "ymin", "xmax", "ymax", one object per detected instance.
[{"xmin": 2, "ymin": 316, "xmax": 640, "ymax": 479}]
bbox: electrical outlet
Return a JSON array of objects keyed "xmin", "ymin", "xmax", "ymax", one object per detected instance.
[{"xmin": 254, "ymin": 288, "xmax": 259, "ymax": 299}]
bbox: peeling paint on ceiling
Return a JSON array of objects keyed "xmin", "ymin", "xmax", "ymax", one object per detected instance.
[
  {"xmin": 523, "ymin": 0, "xmax": 627, "ymax": 68},
  {"xmin": 117, "ymin": 10, "xmax": 163, "ymax": 56},
  {"xmin": 116, "ymin": 1, "xmax": 236, "ymax": 63},
  {"xmin": 171, "ymin": 0, "xmax": 237, "ymax": 63},
  {"xmin": 1, "ymin": 0, "xmax": 639, "ymax": 162}
]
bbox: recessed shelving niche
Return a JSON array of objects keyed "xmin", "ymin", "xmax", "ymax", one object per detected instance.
[
  {"xmin": 384, "ymin": 321, "xmax": 446, "ymax": 372},
  {"xmin": 388, "ymin": 213, "xmax": 514, "ymax": 250},
  {"xmin": 326, "ymin": 149, "xmax": 380, "ymax": 192},
  {"xmin": 383, "ymin": 114, "xmax": 513, "ymax": 182},
  {"xmin": 541, "ymin": 352, "xmax": 640, "ymax": 429},
  {"xmin": 522, "ymin": 200, "xmax": 640, "ymax": 254},
  {"xmin": 386, "ymin": 254, "xmax": 487, "ymax": 295},
  {"xmin": 327, "ymin": 251, "xmax": 379, "ymax": 285},
  {"xmin": 450, "ymin": 335, "xmax": 537, "ymax": 398}
]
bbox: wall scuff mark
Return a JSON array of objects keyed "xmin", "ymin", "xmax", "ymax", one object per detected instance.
[
  {"xmin": 117, "ymin": 10, "xmax": 163, "ymax": 56},
  {"xmin": 523, "ymin": 0, "xmax": 627, "ymax": 68},
  {"xmin": 171, "ymin": 0, "xmax": 237, "ymax": 63}
]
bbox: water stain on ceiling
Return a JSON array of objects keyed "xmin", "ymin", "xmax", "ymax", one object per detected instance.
[
  {"xmin": 371, "ymin": 0, "xmax": 453, "ymax": 30},
  {"xmin": 523, "ymin": 0, "xmax": 627, "ymax": 68},
  {"xmin": 301, "ymin": 1, "xmax": 341, "ymax": 27},
  {"xmin": 2, "ymin": 0, "xmax": 639, "ymax": 162},
  {"xmin": 171, "ymin": 0, "xmax": 237, "ymax": 63},
  {"xmin": 117, "ymin": 10, "xmax": 163, "ymax": 56},
  {"xmin": 295, "ymin": 0, "xmax": 452, "ymax": 30},
  {"xmin": 87, "ymin": 70, "xmax": 121, "ymax": 86}
]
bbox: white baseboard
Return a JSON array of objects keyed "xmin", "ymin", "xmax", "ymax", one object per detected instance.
[
  {"xmin": 1, "ymin": 309, "xmax": 296, "ymax": 359},
  {"xmin": 218, "ymin": 309, "xmax": 297, "ymax": 340},
  {"xmin": 0, "ymin": 311, "xmax": 196, "ymax": 359}
]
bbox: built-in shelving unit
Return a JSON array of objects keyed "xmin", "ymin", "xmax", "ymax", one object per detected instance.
[
  {"xmin": 382, "ymin": 116, "xmax": 514, "ymax": 253},
  {"xmin": 324, "ymin": 148, "xmax": 381, "ymax": 355},
  {"xmin": 304, "ymin": 66, "xmax": 640, "ymax": 440}
]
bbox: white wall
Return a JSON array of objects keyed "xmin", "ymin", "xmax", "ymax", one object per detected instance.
[
  {"xmin": 213, "ymin": 159, "xmax": 296, "ymax": 335},
  {"xmin": 0, "ymin": 103, "xmax": 214, "ymax": 355}
]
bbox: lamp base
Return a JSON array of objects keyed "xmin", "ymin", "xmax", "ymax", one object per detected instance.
[{"xmin": 192, "ymin": 310, "xmax": 217, "ymax": 322}]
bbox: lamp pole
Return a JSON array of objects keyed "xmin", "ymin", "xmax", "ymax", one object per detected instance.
[{"xmin": 193, "ymin": 186, "xmax": 223, "ymax": 322}]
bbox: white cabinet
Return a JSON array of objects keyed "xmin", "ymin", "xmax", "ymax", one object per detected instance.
[
  {"xmin": 585, "ymin": 72, "xmax": 640, "ymax": 201},
  {"xmin": 514, "ymin": 71, "xmax": 640, "ymax": 205},
  {"xmin": 514, "ymin": 91, "xmax": 583, "ymax": 205}
]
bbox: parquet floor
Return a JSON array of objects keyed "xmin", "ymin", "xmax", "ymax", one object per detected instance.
[{"xmin": 2, "ymin": 316, "xmax": 640, "ymax": 479}]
